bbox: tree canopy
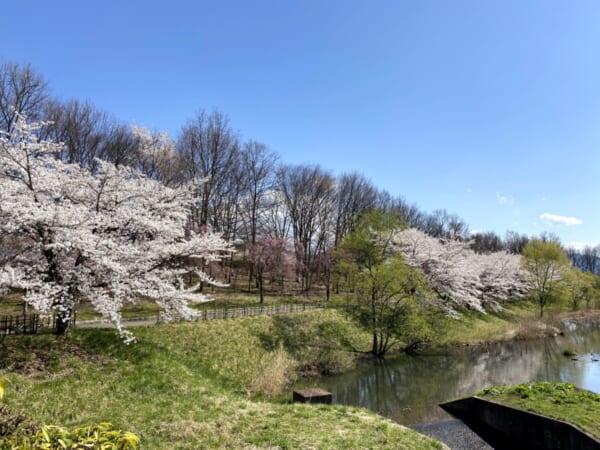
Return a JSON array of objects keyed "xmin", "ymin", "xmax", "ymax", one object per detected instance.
[
  {"xmin": 336, "ymin": 211, "xmax": 431, "ymax": 358},
  {"xmin": 521, "ymin": 239, "xmax": 569, "ymax": 317}
]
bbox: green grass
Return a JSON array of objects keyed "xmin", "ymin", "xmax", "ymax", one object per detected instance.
[
  {"xmin": 0, "ymin": 311, "xmax": 443, "ymax": 449},
  {"xmin": 434, "ymin": 302, "xmax": 600, "ymax": 350},
  {"xmin": 479, "ymin": 382, "xmax": 600, "ymax": 439},
  {"xmin": 0, "ymin": 293, "xmax": 25, "ymax": 316},
  {"xmin": 432, "ymin": 301, "xmax": 556, "ymax": 348}
]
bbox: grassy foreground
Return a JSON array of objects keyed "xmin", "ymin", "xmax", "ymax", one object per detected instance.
[
  {"xmin": 479, "ymin": 382, "xmax": 600, "ymax": 439},
  {"xmin": 0, "ymin": 310, "xmax": 444, "ymax": 449}
]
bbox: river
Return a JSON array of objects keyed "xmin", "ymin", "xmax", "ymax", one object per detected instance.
[{"xmin": 294, "ymin": 326, "xmax": 600, "ymax": 426}]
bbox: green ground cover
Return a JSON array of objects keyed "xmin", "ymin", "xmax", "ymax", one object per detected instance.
[
  {"xmin": 431, "ymin": 301, "xmax": 578, "ymax": 348},
  {"xmin": 0, "ymin": 310, "xmax": 444, "ymax": 449},
  {"xmin": 479, "ymin": 382, "xmax": 600, "ymax": 439}
]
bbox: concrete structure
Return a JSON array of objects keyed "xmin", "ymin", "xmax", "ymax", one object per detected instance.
[
  {"xmin": 440, "ymin": 396, "xmax": 600, "ymax": 450},
  {"xmin": 293, "ymin": 388, "xmax": 332, "ymax": 404}
]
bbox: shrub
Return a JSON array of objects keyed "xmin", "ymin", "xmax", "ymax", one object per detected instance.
[
  {"xmin": 249, "ymin": 344, "xmax": 297, "ymax": 397},
  {"xmin": 1, "ymin": 422, "xmax": 139, "ymax": 450}
]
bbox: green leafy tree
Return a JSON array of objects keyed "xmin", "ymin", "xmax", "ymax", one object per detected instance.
[
  {"xmin": 336, "ymin": 210, "xmax": 430, "ymax": 358},
  {"xmin": 589, "ymin": 274, "xmax": 600, "ymax": 309},
  {"xmin": 521, "ymin": 239, "xmax": 569, "ymax": 317},
  {"xmin": 560, "ymin": 267, "xmax": 598, "ymax": 310}
]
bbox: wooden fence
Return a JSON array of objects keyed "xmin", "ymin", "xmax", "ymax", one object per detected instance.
[
  {"xmin": 0, "ymin": 314, "xmax": 55, "ymax": 336},
  {"xmin": 194, "ymin": 302, "xmax": 326, "ymax": 321},
  {"xmin": 1, "ymin": 304, "xmax": 329, "ymax": 333}
]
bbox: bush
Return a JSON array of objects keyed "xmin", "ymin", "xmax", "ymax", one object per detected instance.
[
  {"xmin": 249, "ymin": 344, "xmax": 297, "ymax": 396},
  {"xmin": 1, "ymin": 422, "xmax": 139, "ymax": 450}
]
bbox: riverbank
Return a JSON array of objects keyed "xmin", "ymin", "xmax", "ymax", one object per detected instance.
[
  {"xmin": 293, "ymin": 315, "xmax": 600, "ymax": 428},
  {"xmin": 433, "ymin": 304, "xmax": 600, "ymax": 350}
]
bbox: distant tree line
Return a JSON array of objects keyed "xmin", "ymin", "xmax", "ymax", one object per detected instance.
[{"xmin": 565, "ymin": 246, "xmax": 600, "ymax": 275}]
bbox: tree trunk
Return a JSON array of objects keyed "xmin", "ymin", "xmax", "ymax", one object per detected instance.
[
  {"xmin": 54, "ymin": 310, "xmax": 72, "ymax": 335},
  {"xmin": 258, "ymin": 274, "xmax": 264, "ymax": 304},
  {"xmin": 371, "ymin": 290, "xmax": 378, "ymax": 356}
]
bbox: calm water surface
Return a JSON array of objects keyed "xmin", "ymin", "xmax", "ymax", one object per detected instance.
[{"xmin": 295, "ymin": 328, "xmax": 600, "ymax": 425}]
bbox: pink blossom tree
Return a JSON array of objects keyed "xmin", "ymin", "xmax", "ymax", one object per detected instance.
[
  {"xmin": 247, "ymin": 236, "xmax": 288, "ymax": 303},
  {"xmin": 0, "ymin": 116, "xmax": 231, "ymax": 341}
]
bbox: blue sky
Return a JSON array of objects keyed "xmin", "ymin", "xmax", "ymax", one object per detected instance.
[{"xmin": 2, "ymin": 1, "xmax": 599, "ymax": 247}]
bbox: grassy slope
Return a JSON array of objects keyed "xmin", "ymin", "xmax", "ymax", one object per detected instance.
[
  {"xmin": 479, "ymin": 382, "xmax": 600, "ymax": 439},
  {"xmin": 432, "ymin": 301, "xmax": 574, "ymax": 348},
  {"xmin": 0, "ymin": 310, "xmax": 443, "ymax": 449}
]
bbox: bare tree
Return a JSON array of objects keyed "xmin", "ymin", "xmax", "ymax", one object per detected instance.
[
  {"xmin": 101, "ymin": 121, "xmax": 138, "ymax": 168},
  {"xmin": 422, "ymin": 209, "xmax": 469, "ymax": 239},
  {"xmin": 260, "ymin": 190, "xmax": 292, "ymax": 241},
  {"xmin": 239, "ymin": 141, "xmax": 278, "ymax": 244},
  {"xmin": 210, "ymin": 149, "xmax": 244, "ymax": 241},
  {"xmin": 42, "ymin": 99, "xmax": 137, "ymax": 169},
  {"xmin": 566, "ymin": 245, "xmax": 600, "ymax": 274},
  {"xmin": 581, "ymin": 246, "xmax": 599, "ymax": 274},
  {"xmin": 277, "ymin": 164, "xmax": 335, "ymax": 291},
  {"xmin": 390, "ymin": 196, "xmax": 424, "ymax": 229},
  {"xmin": 177, "ymin": 110, "xmax": 239, "ymax": 230},
  {"xmin": 470, "ymin": 231, "xmax": 504, "ymax": 254},
  {"xmin": 0, "ymin": 62, "xmax": 49, "ymax": 133},
  {"xmin": 504, "ymin": 231, "xmax": 530, "ymax": 254},
  {"xmin": 333, "ymin": 172, "xmax": 378, "ymax": 246}
]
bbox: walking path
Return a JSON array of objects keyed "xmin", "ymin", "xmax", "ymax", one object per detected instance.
[
  {"xmin": 75, "ymin": 303, "xmax": 326, "ymax": 329},
  {"xmin": 411, "ymin": 419, "xmax": 492, "ymax": 450}
]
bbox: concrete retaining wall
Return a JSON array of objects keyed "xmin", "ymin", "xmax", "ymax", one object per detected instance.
[{"xmin": 440, "ymin": 396, "xmax": 600, "ymax": 450}]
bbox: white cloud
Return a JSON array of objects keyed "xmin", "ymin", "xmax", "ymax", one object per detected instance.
[
  {"xmin": 539, "ymin": 213, "xmax": 583, "ymax": 226},
  {"xmin": 565, "ymin": 241, "xmax": 600, "ymax": 251},
  {"xmin": 496, "ymin": 193, "xmax": 515, "ymax": 206}
]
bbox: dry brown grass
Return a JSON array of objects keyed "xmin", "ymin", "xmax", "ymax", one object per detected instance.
[{"xmin": 248, "ymin": 344, "xmax": 297, "ymax": 397}]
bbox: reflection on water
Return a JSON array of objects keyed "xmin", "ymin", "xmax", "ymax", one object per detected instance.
[{"xmin": 295, "ymin": 329, "xmax": 600, "ymax": 425}]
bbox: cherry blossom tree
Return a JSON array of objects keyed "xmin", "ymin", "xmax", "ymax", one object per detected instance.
[
  {"xmin": 0, "ymin": 116, "xmax": 231, "ymax": 341},
  {"xmin": 247, "ymin": 236, "xmax": 289, "ymax": 303},
  {"xmin": 396, "ymin": 228, "xmax": 527, "ymax": 312}
]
